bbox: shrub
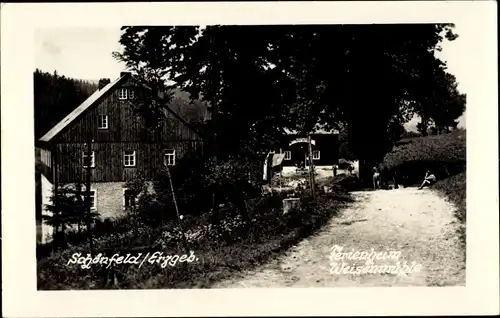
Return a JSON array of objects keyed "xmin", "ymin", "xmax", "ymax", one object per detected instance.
[
  {"xmin": 433, "ymin": 171, "xmax": 466, "ymax": 249},
  {"xmin": 382, "ymin": 129, "xmax": 466, "ymax": 186},
  {"xmin": 433, "ymin": 171, "xmax": 466, "ymax": 222},
  {"xmin": 37, "ymin": 191, "xmax": 353, "ymax": 289}
]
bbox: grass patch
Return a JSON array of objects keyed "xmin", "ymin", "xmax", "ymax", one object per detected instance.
[
  {"xmin": 37, "ymin": 191, "xmax": 353, "ymax": 289},
  {"xmin": 433, "ymin": 171, "xmax": 466, "ymax": 246}
]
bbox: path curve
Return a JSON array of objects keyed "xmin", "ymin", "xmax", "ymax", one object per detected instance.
[{"xmin": 215, "ymin": 187, "xmax": 465, "ymax": 287}]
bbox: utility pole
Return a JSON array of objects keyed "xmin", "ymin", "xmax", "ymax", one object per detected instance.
[
  {"xmin": 210, "ymin": 27, "xmax": 220, "ymax": 224},
  {"xmin": 307, "ymin": 134, "xmax": 316, "ymax": 201},
  {"xmin": 85, "ymin": 136, "xmax": 94, "ymax": 255},
  {"xmin": 165, "ymin": 163, "xmax": 188, "ymax": 251}
]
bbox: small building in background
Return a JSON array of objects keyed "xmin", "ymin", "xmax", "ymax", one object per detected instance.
[{"xmin": 279, "ymin": 126, "xmax": 340, "ymax": 169}]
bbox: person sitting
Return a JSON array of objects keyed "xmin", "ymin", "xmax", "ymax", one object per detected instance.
[
  {"xmin": 348, "ymin": 165, "xmax": 354, "ymax": 175},
  {"xmin": 418, "ymin": 170, "xmax": 437, "ymax": 189}
]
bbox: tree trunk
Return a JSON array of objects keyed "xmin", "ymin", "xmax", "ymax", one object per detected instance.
[
  {"xmin": 359, "ymin": 158, "xmax": 377, "ymax": 188},
  {"xmin": 60, "ymin": 224, "xmax": 67, "ymax": 248},
  {"xmin": 232, "ymin": 187, "xmax": 250, "ymax": 223},
  {"xmin": 211, "ymin": 188, "xmax": 220, "ymax": 225},
  {"xmin": 421, "ymin": 119, "xmax": 428, "ymax": 136}
]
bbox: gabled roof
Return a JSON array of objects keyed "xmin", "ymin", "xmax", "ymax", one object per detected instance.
[
  {"xmin": 284, "ymin": 123, "xmax": 340, "ymax": 136},
  {"xmin": 38, "ymin": 74, "xmax": 201, "ymax": 143},
  {"xmin": 39, "ymin": 74, "xmax": 128, "ymax": 143}
]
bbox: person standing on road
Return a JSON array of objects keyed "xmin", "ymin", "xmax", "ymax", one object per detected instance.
[{"xmin": 372, "ymin": 166, "xmax": 380, "ymax": 190}]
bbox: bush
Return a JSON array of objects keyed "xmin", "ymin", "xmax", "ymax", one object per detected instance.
[
  {"xmin": 37, "ymin": 191, "xmax": 353, "ymax": 289},
  {"xmin": 433, "ymin": 170, "xmax": 466, "ymax": 222},
  {"xmin": 382, "ymin": 129, "xmax": 466, "ymax": 186},
  {"xmin": 433, "ymin": 171, "xmax": 466, "ymax": 251}
]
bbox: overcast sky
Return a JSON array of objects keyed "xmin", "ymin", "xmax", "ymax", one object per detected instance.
[{"xmin": 34, "ymin": 25, "xmax": 467, "ymax": 129}]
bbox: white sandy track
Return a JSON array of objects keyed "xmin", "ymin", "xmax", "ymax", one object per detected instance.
[{"xmin": 214, "ymin": 187, "xmax": 465, "ymax": 287}]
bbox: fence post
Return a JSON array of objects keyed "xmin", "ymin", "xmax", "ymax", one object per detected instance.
[{"xmin": 307, "ymin": 134, "xmax": 316, "ymax": 201}]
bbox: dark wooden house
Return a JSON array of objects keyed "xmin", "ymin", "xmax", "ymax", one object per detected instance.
[
  {"xmin": 278, "ymin": 128, "xmax": 339, "ymax": 168},
  {"xmin": 35, "ymin": 72, "xmax": 204, "ymax": 242}
]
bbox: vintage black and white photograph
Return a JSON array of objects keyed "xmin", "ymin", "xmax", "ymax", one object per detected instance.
[
  {"xmin": 34, "ymin": 23, "xmax": 469, "ymax": 289},
  {"xmin": 2, "ymin": 1, "xmax": 498, "ymax": 316}
]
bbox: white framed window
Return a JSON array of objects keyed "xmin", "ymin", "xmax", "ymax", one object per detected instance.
[
  {"xmin": 284, "ymin": 151, "xmax": 291, "ymax": 160},
  {"xmin": 312, "ymin": 150, "xmax": 320, "ymax": 160},
  {"xmin": 98, "ymin": 115, "xmax": 108, "ymax": 129},
  {"xmin": 118, "ymin": 88, "xmax": 128, "ymax": 100},
  {"xmin": 80, "ymin": 189, "xmax": 97, "ymax": 210},
  {"xmin": 89, "ymin": 190, "xmax": 97, "ymax": 210},
  {"xmin": 164, "ymin": 149, "xmax": 176, "ymax": 166},
  {"xmin": 123, "ymin": 151, "xmax": 136, "ymax": 167},
  {"xmin": 123, "ymin": 188, "xmax": 139, "ymax": 209},
  {"xmin": 82, "ymin": 151, "xmax": 95, "ymax": 168},
  {"xmin": 128, "ymin": 89, "xmax": 135, "ymax": 99}
]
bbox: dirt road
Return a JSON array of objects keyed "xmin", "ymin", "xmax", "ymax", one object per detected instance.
[{"xmin": 215, "ymin": 187, "xmax": 465, "ymax": 287}]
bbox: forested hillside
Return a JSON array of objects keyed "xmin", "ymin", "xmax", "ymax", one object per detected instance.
[
  {"xmin": 34, "ymin": 69, "xmax": 208, "ymax": 140},
  {"xmin": 34, "ymin": 69, "xmax": 99, "ymax": 140}
]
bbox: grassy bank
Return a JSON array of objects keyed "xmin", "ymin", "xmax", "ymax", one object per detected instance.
[
  {"xmin": 38, "ymin": 191, "xmax": 353, "ymax": 289},
  {"xmin": 433, "ymin": 171, "xmax": 466, "ymax": 246}
]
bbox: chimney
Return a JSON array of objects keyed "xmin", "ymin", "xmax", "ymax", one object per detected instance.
[
  {"xmin": 98, "ymin": 78, "xmax": 111, "ymax": 90},
  {"xmin": 120, "ymin": 71, "xmax": 131, "ymax": 78}
]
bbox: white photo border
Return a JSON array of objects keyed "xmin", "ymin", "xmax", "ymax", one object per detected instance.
[{"xmin": 1, "ymin": 1, "xmax": 498, "ymax": 317}]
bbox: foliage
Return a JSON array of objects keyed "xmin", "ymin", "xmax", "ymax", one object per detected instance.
[
  {"xmin": 44, "ymin": 183, "xmax": 100, "ymax": 246},
  {"xmin": 433, "ymin": 171, "xmax": 466, "ymax": 247},
  {"xmin": 113, "ymin": 24, "xmax": 464, "ymax": 186},
  {"xmin": 34, "ymin": 69, "xmax": 98, "ymax": 140},
  {"xmin": 412, "ymin": 66, "xmax": 466, "ymax": 136},
  {"xmin": 383, "ymin": 129, "xmax": 465, "ymax": 169},
  {"xmin": 37, "ymin": 191, "xmax": 353, "ymax": 289},
  {"xmin": 433, "ymin": 171, "xmax": 466, "ymax": 223},
  {"xmin": 401, "ymin": 129, "xmax": 422, "ymax": 139},
  {"xmin": 98, "ymin": 78, "xmax": 111, "ymax": 89},
  {"xmin": 153, "ymin": 152, "xmax": 263, "ymax": 224},
  {"xmin": 381, "ymin": 129, "xmax": 466, "ymax": 185},
  {"xmin": 337, "ymin": 129, "xmax": 357, "ymax": 161}
]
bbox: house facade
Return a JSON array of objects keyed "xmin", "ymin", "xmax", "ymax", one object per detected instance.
[
  {"xmin": 35, "ymin": 72, "xmax": 204, "ymax": 243},
  {"xmin": 274, "ymin": 128, "xmax": 339, "ymax": 168}
]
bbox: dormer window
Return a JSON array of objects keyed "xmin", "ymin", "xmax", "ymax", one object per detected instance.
[
  {"xmin": 118, "ymin": 88, "xmax": 128, "ymax": 100},
  {"xmin": 164, "ymin": 149, "xmax": 176, "ymax": 166},
  {"xmin": 118, "ymin": 88, "xmax": 135, "ymax": 100}
]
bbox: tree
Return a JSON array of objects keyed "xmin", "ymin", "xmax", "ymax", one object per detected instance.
[
  {"xmin": 338, "ymin": 128, "xmax": 357, "ymax": 161},
  {"xmin": 98, "ymin": 78, "xmax": 111, "ymax": 90},
  {"xmin": 113, "ymin": 24, "xmax": 463, "ymax": 188},
  {"xmin": 44, "ymin": 183, "xmax": 99, "ymax": 248},
  {"xmin": 34, "ymin": 69, "xmax": 98, "ymax": 140}
]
